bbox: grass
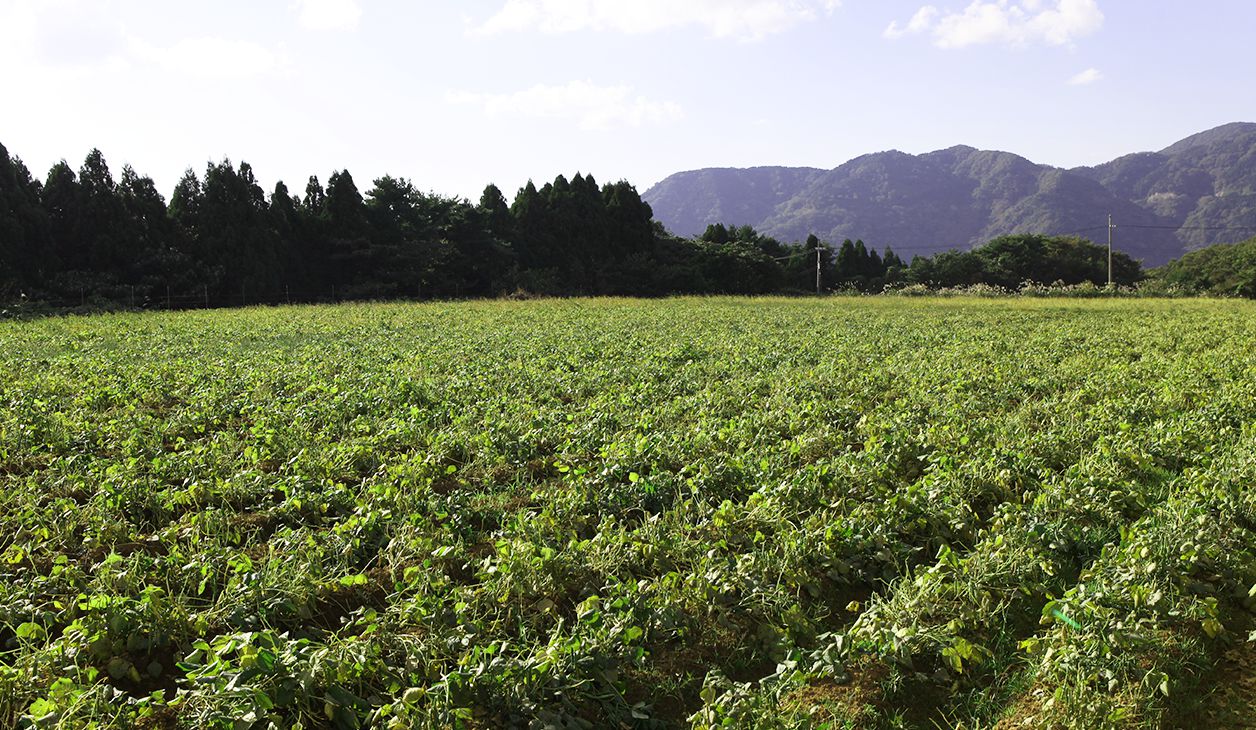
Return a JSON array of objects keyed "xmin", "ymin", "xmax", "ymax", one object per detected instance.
[{"xmin": 0, "ymin": 296, "xmax": 1253, "ymax": 729}]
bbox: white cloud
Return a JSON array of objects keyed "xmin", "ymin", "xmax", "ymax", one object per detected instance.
[
  {"xmin": 128, "ymin": 36, "xmax": 286, "ymax": 79},
  {"xmin": 293, "ymin": 0, "xmax": 362, "ymax": 31},
  {"xmin": 884, "ymin": 6, "xmax": 938, "ymax": 39},
  {"xmin": 470, "ymin": 0, "xmax": 841, "ymax": 41},
  {"xmin": 885, "ymin": 0, "xmax": 1103, "ymax": 48},
  {"xmin": 0, "ymin": 0, "xmax": 129, "ymax": 67},
  {"xmin": 447, "ymin": 81, "xmax": 684, "ymax": 131},
  {"xmin": 1067, "ymin": 67, "xmax": 1102, "ymax": 85},
  {"xmin": 0, "ymin": 0, "xmax": 286, "ymax": 79}
]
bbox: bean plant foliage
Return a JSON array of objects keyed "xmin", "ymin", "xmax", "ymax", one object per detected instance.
[{"xmin": 1, "ymin": 297, "xmax": 1254, "ymax": 729}]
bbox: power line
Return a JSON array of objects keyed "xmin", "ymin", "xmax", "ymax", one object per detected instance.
[
  {"xmin": 1056, "ymin": 225, "xmax": 1109, "ymax": 236},
  {"xmin": 1118, "ymin": 224, "xmax": 1256, "ymax": 232}
]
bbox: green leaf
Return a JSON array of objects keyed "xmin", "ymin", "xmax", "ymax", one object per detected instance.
[
  {"xmin": 16, "ymin": 622, "xmax": 45, "ymax": 640},
  {"xmin": 28, "ymin": 698, "xmax": 56, "ymax": 718}
]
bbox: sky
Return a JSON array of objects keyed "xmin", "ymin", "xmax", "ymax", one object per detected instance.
[{"xmin": 2, "ymin": 0, "xmax": 1254, "ymax": 203}]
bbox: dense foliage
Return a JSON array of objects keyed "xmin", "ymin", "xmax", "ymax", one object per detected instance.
[
  {"xmin": 0, "ymin": 142, "xmax": 668, "ymax": 303},
  {"xmin": 1151, "ymin": 236, "xmax": 1256, "ymax": 296},
  {"xmin": 2, "ymin": 298, "xmax": 1253, "ymax": 729},
  {"xmin": 903, "ymin": 233, "xmax": 1142, "ymax": 290}
]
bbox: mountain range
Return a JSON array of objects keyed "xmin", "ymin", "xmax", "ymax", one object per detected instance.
[{"xmin": 642, "ymin": 122, "xmax": 1256, "ymax": 266}]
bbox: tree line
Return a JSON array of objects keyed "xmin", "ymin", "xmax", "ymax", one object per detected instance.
[{"xmin": 0, "ymin": 142, "xmax": 1142, "ymax": 307}]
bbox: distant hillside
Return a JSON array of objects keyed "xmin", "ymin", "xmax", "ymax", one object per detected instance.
[
  {"xmin": 645, "ymin": 123, "xmax": 1256, "ymax": 266},
  {"xmin": 640, "ymin": 166, "xmax": 823, "ymax": 241}
]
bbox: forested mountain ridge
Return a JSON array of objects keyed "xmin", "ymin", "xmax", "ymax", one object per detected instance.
[{"xmin": 645, "ymin": 123, "xmax": 1256, "ymax": 266}]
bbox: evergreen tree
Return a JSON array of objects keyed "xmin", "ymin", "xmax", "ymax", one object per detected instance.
[
  {"xmin": 294, "ymin": 176, "xmax": 331, "ymax": 293},
  {"xmin": 325, "ymin": 170, "xmax": 366, "ymax": 233},
  {"xmin": 418, "ymin": 192, "xmax": 512, "ymax": 298},
  {"xmin": 303, "ymin": 176, "xmax": 326, "ymax": 217},
  {"xmin": 198, "ymin": 159, "xmax": 282, "ymax": 299},
  {"xmin": 363, "ymin": 175, "xmax": 430, "ymax": 296},
  {"xmin": 118, "ymin": 164, "xmax": 191, "ymax": 294},
  {"xmin": 881, "ymin": 247, "xmax": 905, "ymax": 285},
  {"xmin": 852, "ymin": 240, "xmax": 871, "ymax": 279},
  {"xmin": 511, "ymin": 180, "xmax": 559, "ymax": 287},
  {"xmin": 268, "ymin": 181, "xmax": 303, "ymax": 289},
  {"xmin": 269, "ymin": 181, "xmax": 299, "ymax": 236},
  {"xmin": 835, "ymin": 239, "xmax": 858, "ymax": 283},
  {"xmin": 565, "ymin": 172, "xmax": 607, "ymax": 290},
  {"xmin": 169, "ymin": 169, "xmax": 203, "ymax": 230},
  {"xmin": 701, "ymin": 223, "xmax": 731, "ymax": 245},
  {"xmin": 477, "ymin": 183, "xmax": 513, "ymax": 243},
  {"xmin": 77, "ymin": 149, "xmax": 128, "ymax": 274},
  {"xmin": 325, "ymin": 170, "xmax": 372, "ymax": 294},
  {"xmin": 0, "ymin": 144, "xmax": 51, "ymax": 293},
  {"xmin": 604, "ymin": 181, "xmax": 654, "ymax": 256},
  {"xmin": 168, "ymin": 168, "xmax": 205, "ymax": 272}
]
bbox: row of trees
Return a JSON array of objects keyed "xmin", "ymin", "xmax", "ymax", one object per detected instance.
[
  {"xmin": 0, "ymin": 142, "xmax": 1142, "ymax": 307},
  {"xmin": 1152, "ymin": 236, "xmax": 1256, "ymax": 296},
  {"xmin": 683, "ymin": 225, "xmax": 1141, "ymax": 293},
  {"xmin": 903, "ymin": 234, "xmax": 1141, "ymax": 289},
  {"xmin": 0, "ymin": 144, "xmax": 667, "ymax": 304}
]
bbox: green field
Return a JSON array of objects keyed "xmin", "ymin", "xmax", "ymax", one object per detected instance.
[{"xmin": 2, "ymin": 298, "xmax": 1254, "ymax": 729}]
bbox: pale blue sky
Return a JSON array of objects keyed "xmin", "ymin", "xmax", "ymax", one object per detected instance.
[{"xmin": 1, "ymin": 1, "xmax": 1252, "ymax": 201}]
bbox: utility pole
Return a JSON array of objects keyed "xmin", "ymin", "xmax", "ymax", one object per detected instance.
[
  {"xmin": 1107, "ymin": 213, "xmax": 1115, "ymax": 288},
  {"xmin": 815, "ymin": 247, "xmax": 822, "ymax": 295}
]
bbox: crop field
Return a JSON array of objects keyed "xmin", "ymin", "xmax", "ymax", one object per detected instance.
[{"xmin": 2, "ymin": 297, "xmax": 1255, "ymax": 729}]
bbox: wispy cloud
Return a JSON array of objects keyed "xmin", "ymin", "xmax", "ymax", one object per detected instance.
[
  {"xmin": 0, "ymin": 0, "xmax": 129, "ymax": 68},
  {"xmin": 470, "ymin": 0, "xmax": 841, "ymax": 41},
  {"xmin": 447, "ymin": 81, "xmax": 684, "ymax": 131},
  {"xmin": 884, "ymin": 6, "xmax": 939, "ymax": 39},
  {"xmin": 1067, "ymin": 67, "xmax": 1102, "ymax": 85},
  {"xmin": 885, "ymin": 0, "xmax": 1104, "ymax": 49},
  {"xmin": 128, "ymin": 36, "xmax": 287, "ymax": 79},
  {"xmin": 292, "ymin": 0, "xmax": 362, "ymax": 31}
]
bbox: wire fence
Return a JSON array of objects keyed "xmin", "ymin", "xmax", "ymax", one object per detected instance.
[{"xmin": 2, "ymin": 285, "xmax": 366, "ymax": 313}]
